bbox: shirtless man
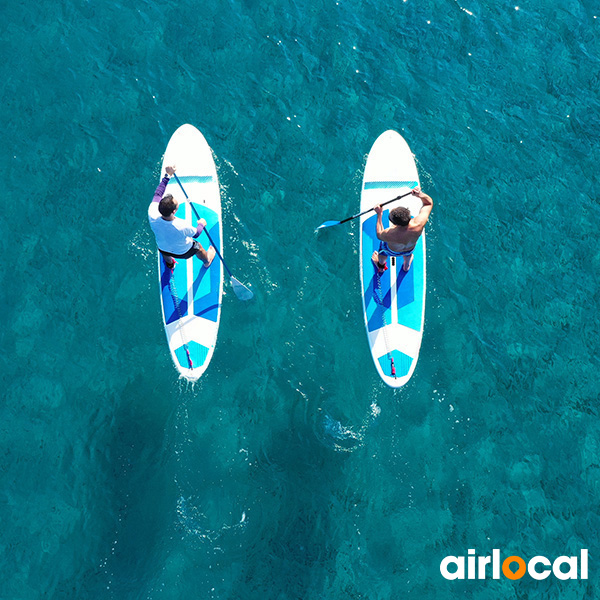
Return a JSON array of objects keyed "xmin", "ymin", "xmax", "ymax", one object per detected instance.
[
  {"xmin": 148, "ymin": 165, "xmax": 216, "ymax": 270},
  {"xmin": 371, "ymin": 186, "xmax": 433, "ymax": 273}
]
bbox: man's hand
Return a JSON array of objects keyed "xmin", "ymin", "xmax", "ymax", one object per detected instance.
[
  {"xmin": 411, "ymin": 186, "xmax": 422, "ymax": 197},
  {"xmin": 374, "ymin": 204, "xmax": 383, "ymax": 215},
  {"xmin": 165, "ymin": 165, "xmax": 176, "ymax": 176}
]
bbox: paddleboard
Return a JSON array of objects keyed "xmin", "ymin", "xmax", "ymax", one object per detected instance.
[
  {"xmin": 157, "ymin": 124, "xmax": 223, "ymax": 381},
  {"xmin": 359, "ymin": 130, "xmax": 425, "ymax": 388}
]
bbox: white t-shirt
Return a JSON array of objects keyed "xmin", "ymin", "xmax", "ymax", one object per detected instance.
[{"xmin": 148, "ymin": 203, "xmax": 196, "ymax": 255}]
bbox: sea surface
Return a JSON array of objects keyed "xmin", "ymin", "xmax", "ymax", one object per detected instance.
[{"xmin": 1, "ymin": 0, "xmax": 599, "ymax": 598}]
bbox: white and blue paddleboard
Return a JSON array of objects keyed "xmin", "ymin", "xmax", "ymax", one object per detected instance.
[
  {"xmin": 359, "ymin": 130, "xmax": 425, "ymax": 388},
  {"xmin": 158, "ymin": 124, "xmax": 223, "ymax": 381}
]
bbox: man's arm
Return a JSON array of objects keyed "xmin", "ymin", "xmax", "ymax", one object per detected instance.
[
  {"xmin": 374, "ymin": 205, "xmax": 395, "ymax": 241},
  {"xmin": 152, "ymin": 166, "xmax": 176, "ymax": 203},
  {"xmin": 411, "ymin": 187, "xmax": 433, "ymax": 228}
]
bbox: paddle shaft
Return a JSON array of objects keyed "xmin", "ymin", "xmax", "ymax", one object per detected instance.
[
  {"xmin": 340, "ymin": 190, "xmax": 414, "ymax": 225},
  {"xmin": 172, "ymin": 173, "xmax": 233, "ymax": 278}
]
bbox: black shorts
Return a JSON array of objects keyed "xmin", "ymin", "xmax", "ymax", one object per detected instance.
[{"xmin": 159, "ymin": 241, "xmax": 201, "ymax": 260}]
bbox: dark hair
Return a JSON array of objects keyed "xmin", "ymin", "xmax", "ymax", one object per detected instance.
[
  {"xmin": 159, "ymin": 194, "xmax": 177, "ymax": 217},
  {"xmin": 389, "ymin": 206, "xmax": 411, "ymax": 227}
]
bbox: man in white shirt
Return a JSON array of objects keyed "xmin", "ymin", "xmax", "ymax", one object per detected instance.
[{"xmin": 148, "ymin": 165, "xmax": 216, "ymax": 269}]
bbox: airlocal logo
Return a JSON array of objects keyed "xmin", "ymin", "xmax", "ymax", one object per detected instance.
[{"xmin": 441, "ymin": 549, "xmax": 588, "ymax": 580}]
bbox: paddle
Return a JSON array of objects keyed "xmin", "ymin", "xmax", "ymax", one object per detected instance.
[
  {"xmin": 172, "ymin": 173, "xmax": 254, "ymax": 301},
  {"xmin": 315, "ymin": 189, "xmax": 415, "ymax": 231}
]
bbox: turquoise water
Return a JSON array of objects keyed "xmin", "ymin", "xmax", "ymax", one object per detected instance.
[{"xmin": 2, "ymin": 0, "xmax": 599, "ymax": 597}]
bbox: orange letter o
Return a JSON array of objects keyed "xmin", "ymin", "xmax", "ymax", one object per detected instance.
[{"xmin": 502, "ymin": 556, "xmax": 527, "ymax": 580}]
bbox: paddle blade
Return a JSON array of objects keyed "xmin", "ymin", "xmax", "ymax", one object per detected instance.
[
  {"xmin": 230, "ymin": 276, "xmax": 254, "ymax": 301},
  {"xmin": 315, "ymin": 220, "xmax": 341, "ymax": 231}
]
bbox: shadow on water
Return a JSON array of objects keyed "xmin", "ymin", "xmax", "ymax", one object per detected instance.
[
  {"xmin": 169, "ymin": 398, "xmax": 250, "ymax": 548},
  {"xmin": 229, "ymin": 420, "xmax": 350, "ymax": 599},
  {"xmin": 89, "ymin": 374, "xmax": 179, "ymax": 599}
]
